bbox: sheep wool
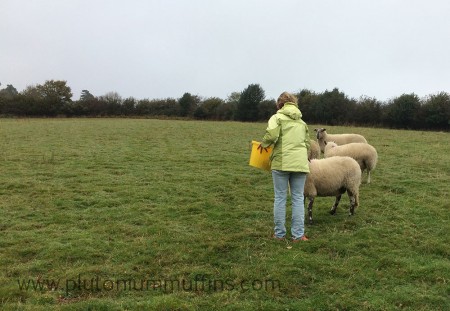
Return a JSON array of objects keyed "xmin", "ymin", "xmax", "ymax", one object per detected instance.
[
  {"xmin": 315, "ymin": 128, "xmax": 367, "ymax": 153},
  {"xmin": 324, "ymin": 142, "xmax": 378, "ymax": 184},
  {"xmin": 308, "ymin": 140, "xmax": 320, "ymax": 160},
  {"xmin": 304, "ymin": 156, "xmax": 362, "ymax": 224}
]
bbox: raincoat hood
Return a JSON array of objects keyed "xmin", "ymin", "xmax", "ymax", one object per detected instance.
[{"xmin": 278, "ymin": 102, "xmax": 302, "ymax": 120}]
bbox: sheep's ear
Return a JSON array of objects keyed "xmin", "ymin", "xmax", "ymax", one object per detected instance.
[
  {"xmin": 314, "ymin": 128, "xmax": 318, "ymax": 132},
  {"xmin": 324, "ymin": 141, "xmax": 327, "ymax": 145},
  {"xmin": 323, "ymin": 128, "xmax": 326, "ymax": 131}
]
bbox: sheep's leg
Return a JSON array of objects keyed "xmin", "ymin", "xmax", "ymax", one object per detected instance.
[
  {"xmin": 307, "ymin": 197, "xmax": 315, "ymax": 225},
  {"xmin": 330, "ymin": 195, "xmax": 341, "ymax": 215},
  {"xmin": 348, "ymin": 193, "xmax": 356, "ymax": 215},
  {"xmin": 367, "ymin": 170, "xmax": 371, "ymax": 184}
]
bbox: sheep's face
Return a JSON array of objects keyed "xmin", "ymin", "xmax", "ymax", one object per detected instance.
[
  {"xmin": 324, "ymin": 141, "xmax": 338, "ymax": 152},
  {"xmin": 315, "ymin": 128, "xmax": 326, "ymax": 140}
]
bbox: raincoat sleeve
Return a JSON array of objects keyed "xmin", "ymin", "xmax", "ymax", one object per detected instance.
[
  {"xmin": 261, "ymin": 115, "xmax": 280, "ymax": 148},
  {"xmin": 304, "ymin": 125, "xmax": 311, "ymax": 152}
]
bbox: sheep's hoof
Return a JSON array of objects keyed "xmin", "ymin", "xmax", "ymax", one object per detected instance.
[{"xmin": 330, "ymin": 209, "xmax": 337, "ymax": 215}]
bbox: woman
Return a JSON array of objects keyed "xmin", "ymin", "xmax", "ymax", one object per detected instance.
[{"xmin": 259, "ymin": 92, "xmax": 310, "ymax": 242}]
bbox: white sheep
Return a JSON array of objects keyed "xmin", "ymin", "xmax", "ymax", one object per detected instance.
[
  {"xmin": 314, "ymin": 128, "xmax": 367, "ymax": 153},
  {"xmin": 308, "ymin": 140, "xmax": 320, "ymax": 160},
  {"xmin": 304, "ymin": 156, "xmax": 362, "ymax": 224},
  {"xmin": 324, "ymin": 141, "xmax": 378, "ymax": 184}
]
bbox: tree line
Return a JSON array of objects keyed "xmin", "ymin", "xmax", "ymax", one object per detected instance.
[{"xmin": 0, "ymin": 80, "xmax": 448, "ymax": 130}]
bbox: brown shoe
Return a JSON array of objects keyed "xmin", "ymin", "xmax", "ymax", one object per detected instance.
[
  {"xmin": 272, "ymin": 234, "xmax": 285, "ymax": 241},
  {"xmin": 292, "ymin": 236, "xmax": 309, "ymax": 243}
]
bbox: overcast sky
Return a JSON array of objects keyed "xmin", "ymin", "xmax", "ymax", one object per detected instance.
[{"xmin": 1, "ymin": 0, "xmax": 449, "ymax": 101}]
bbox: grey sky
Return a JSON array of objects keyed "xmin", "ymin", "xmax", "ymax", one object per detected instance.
[{"xmin": 1, "ymin": 0, "xmax": 449, "ymax": 101}]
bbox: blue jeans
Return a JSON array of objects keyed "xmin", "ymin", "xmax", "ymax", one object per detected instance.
[{"xmin": 272, "ymin": 170, "xmax": 307, "ymax": 239}]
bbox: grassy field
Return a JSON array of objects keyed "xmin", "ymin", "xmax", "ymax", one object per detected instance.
[{"xmin": 0, "ymin": 118, "xmax": 449, "ymax": 310}]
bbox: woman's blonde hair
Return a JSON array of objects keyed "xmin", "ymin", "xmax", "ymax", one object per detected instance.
[{"xmin": 276, "ymin": 92, "xmax": 298, "ymax": 109}]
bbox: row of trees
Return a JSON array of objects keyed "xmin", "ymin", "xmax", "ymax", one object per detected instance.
[{"xmin": 0, "ymin": 81, "xmax": 448, "ymax": 130}]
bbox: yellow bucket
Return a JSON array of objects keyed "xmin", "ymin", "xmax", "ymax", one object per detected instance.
[{"xmin": 249, "ymin": 141, "xmax": 272, "ymax": 171}]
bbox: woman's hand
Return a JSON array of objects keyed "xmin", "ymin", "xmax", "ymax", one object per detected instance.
[{"xmin": 257, "ymin": 144, "xmax": 269, "ymax": 154}]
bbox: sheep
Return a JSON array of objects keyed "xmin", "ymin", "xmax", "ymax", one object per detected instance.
[
  {"xmin": 324, "ymin": 141, "xmax": 378, "ymax": 184},
  {"xmin": 314, "ymin": 128, "xmax": 367, "ymax": 153},
  {"xmin": 304, "ymin": 156, "xmax": 362, "ymax": 224},
  {"xmin": 308, "ymin": 140, "xmax": 320, "ymax": 160}
]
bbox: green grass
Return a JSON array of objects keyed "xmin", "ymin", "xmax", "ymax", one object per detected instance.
[{"xmin": 0, "ymin": 118, "xmax": 449, "ymax": 310}]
